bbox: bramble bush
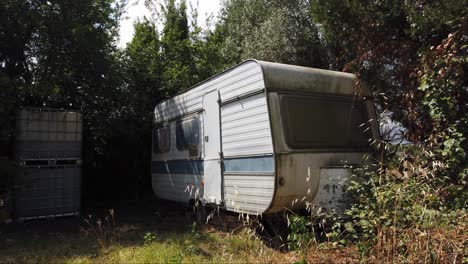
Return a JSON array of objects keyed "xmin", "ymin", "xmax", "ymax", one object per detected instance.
[{"xmin": 287, "ymin": 19, "xmax": 467, "ymax": 262}]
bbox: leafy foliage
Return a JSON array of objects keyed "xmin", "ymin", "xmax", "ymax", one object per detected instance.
[
  {"xmin": 160, "ymin": 0, "xmax": 193, "ymax": 95},
  {"xmin": 218, "ymin": 0, "xmax": 326, "ymax": 67},
  {"xmin": 309, "ymin": 0, "xmax": 467, "ymax": 143},
  {"xmin": 418, "ymin": 28, "xmax": 468, "ymax": 206},
  {"xmin": 288, "ymin": 214, "xmax": 311, "ymax": 251}
]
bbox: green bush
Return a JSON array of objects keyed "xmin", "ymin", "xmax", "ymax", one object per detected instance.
[{"xmin": 288, "ymin": 214, "xmax": 312, "ymax": 250}]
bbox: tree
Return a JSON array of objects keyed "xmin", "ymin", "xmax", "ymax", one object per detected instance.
[
  {"xmin": 0, "ymin": 0, "xmax": 126, "ymax": 140},
  {"xmin": 160, "ymin": 0, "xmax": 194, "ymax": 95},
  {"xmin": 217, "ymin": 0, "xmax": 326, "ymax": 68},
  {"xmin": 309, "ymin": 0, "xmax": 467, "ymax": 141},
  {"xmin": 305, "ymin": 0, "xmax": 468, "ymax": 211},
  {"xmin": 125, "ymin": 18, "xmax": 162, "ymax": 120},
  {"xmin": 188, "ymin": 3, "xmax": 226, "ymax": 82},
  {"xmin": 0, "ymin": 0, "xmax": 40, "ymax": 151},
  {"xmin": 0, "ymin": 0, "xmax": 130, "ymax": 200}
]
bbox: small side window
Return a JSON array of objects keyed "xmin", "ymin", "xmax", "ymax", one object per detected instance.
[
  {"xmin": 176, "ymin": 116, "xmax": 200, "ymax": 151},
  {"xmin": 153, "ymin": 126, "xmax": 171, "ymax": 153}
]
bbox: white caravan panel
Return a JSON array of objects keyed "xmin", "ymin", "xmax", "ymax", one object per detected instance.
[
  {"xmin": 221, "ymin": 93, "xmax": 275, "ymax": 214},
  {"xmin": 311, "ymin": 167, "xmax": 352, "ymax": 216},
  {"xmin": 221, "ymin": 93, "xmax": 273, "ymax": 157},
  {"xmin": 154, "ymin": 61, "xmax": 264, "ymax": 124},
  {"xmin": 151, "ymin": 121, "xmax": 203, "ymax": 203},
  {"xmin": 202, "ymin": 91, "xmax": 222, "ymax": 204}
]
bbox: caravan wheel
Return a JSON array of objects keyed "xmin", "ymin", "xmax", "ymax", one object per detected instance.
[{"xmin": 193, "ymin": 199, "xmax": 207, "ymax": 226}]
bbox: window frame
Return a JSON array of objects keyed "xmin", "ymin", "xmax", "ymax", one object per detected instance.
[
  {"xmin": 153, "ymin": 125, "xmax": 171, "ymax": 153},
  {"xmin": 279, "ymin": 92, "xmax": 372, "ymax": 150},
  {"xmin": 175, "ymin": 115, "xmax": 200, "ymax": 152}
]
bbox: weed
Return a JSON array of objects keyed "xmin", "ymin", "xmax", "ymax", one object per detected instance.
[
  {"xmin": 287, "ymin": 214, "xmax": 311, "ymax": 251},
  {"xmin": 283, "ymin": 134, "xmax": 467, "ymax": 263},
  {"xmin": 143, "ymin": 232, "xmax": 156, "ymax": 245},
  {"xmin": 191, "ymin": 221, "xmax": 198, "ymax": 235},
  {"xmin": 168, "ymin": 252, "xmax": 183, "ymax": 264},
  {"xmin": 341, "ymin": 148, "xmax": 467, "ymax": 262},
  {"xmin": 80, "ymin": 209, "xmax": 118, "ymax": 248}
]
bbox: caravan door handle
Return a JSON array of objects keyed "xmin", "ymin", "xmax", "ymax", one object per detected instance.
[{"xmin": 204, "ymin": 136, "xmax": 209, "ymax": 142}]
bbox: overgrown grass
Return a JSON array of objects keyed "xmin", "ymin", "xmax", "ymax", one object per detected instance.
[
  {"xmin": 89, "ymin": 230, "xmax": 281, "ymax": 264},
  {"xmin": 1, "ymin": 214, "xmax": 464, "ymax": 263},
  {"xmin": 0, "ymin": 229, "xmax": 98, "ymax": 263},
  {"xmin": 0, "ymin": 225, "xmax": 290, "ymax": 264}
]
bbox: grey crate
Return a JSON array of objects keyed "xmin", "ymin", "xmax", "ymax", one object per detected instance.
[
  {"xmin": 15, "ymin": 108, "xmax": 82, "ymax": 160},
  {"xmin": 15, "ymin": 166, "xmax": 81, "ymax": 219}
]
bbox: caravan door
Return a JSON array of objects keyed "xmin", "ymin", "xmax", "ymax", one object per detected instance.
[{"xmin": 202, "ymin": 90, "xmax": 222, "ymax": 205}]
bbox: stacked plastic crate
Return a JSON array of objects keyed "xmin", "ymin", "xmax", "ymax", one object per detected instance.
[{"xmin": 15, "ymin": 108, "xmax": 82, "ymax": 220}]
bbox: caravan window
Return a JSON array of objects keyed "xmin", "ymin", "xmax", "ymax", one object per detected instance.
[
  {"xmin": 176, "ymin": 116, "xmax": 200, "ymax": 151},
  {"xmin": 153, "ymin": 126, "xmax": 171, "ymax": 153},
  {"xmin": 280, "ymin": 94, "xmax": 371, "ymax": 149}
]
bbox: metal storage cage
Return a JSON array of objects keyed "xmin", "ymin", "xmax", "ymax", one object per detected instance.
[
  {"xmin": 14, "ymin": 108, "xmax": 82, "ymax": 220},
  {"xmin": 15, "ymin": 166, "xmax": 81, "ymax": 219},
  {"xmin": 15, "ymin": 108, "xmax": 82, "ymax": 160}
]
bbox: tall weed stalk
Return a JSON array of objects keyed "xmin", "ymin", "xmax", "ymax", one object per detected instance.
[{"xmin": 81, "ymin": 209, "xmax": 118, "ymax": 248}]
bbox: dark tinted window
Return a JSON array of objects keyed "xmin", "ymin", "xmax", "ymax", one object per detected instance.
[
  {"xmin": 153, "ymin": 126, "xmax": 171, "ymax": 153},
  {"xmin": 280, "ymin": 94, "xmax": 371, "ymax": 149},
  {"xmin": 176, "ymin": 117, "xmax": 200, "ymax": 151}
]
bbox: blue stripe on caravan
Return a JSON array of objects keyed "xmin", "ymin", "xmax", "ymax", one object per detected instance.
[
  {"xmin": 152, "ymin": 160, "xmax": 204, "ymax": 174},
  {"xmin": 151, "ymin": 162, "xmax": 168, "ymax": 174},
  {"xmin": 223, "ymin": 155, "xmax": 274, "ymax": 173}
]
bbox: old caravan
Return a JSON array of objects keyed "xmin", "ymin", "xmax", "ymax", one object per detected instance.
[{"xmin": 152, "ymin": 60, "xmax": 379, "ymax": 215}]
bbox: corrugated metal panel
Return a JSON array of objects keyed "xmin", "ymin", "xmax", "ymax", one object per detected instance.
[
  {"xmin": 224, "ymin": 174, "xmax": 274, "ymax": 215},
  {"xmin": 221, "ymin": 93, "xmax": 273, "ymax": 157},
  {"xmin": 152, "ymin": 173, "xmax": 203, "ymax": 203},
  {"xmin": 154, "ymin": 61, "xmax": 264, "ymax": 124}
]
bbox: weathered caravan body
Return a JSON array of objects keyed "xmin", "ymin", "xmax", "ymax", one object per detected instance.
[{"xmin": 152, "ymin": 60, "xmax": 379, "ymax": 215}]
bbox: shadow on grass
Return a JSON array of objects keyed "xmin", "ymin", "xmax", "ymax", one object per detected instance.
[
  {"xmin": 0, "ymin": 198, "xmax": 196, "ymax": 263},
  {"xmin": 0, "ymin": 218, "xmax": 98, "ymax": 262}
]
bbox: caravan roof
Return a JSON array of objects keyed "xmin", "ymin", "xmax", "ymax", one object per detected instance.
[{"xmin": 154, "ymin": 60, "xmax": 370, "ymax": 124}]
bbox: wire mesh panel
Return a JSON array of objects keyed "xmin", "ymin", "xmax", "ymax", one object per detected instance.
[
  {"xmin": 15, "ymin": 166, "xmax": 81, "ymax": 219},
  {"xmin": 15, "ymin": 108, "xmax": 82, "ymax": 160}
]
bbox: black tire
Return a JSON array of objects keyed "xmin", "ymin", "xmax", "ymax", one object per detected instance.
[
  {"xmin": 193, "ymin": 200, "xmax": 207, "ymax": 226},
  {"xmin": 259, "ymin": 214, "xmax": 290, "ymax": 251}
]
